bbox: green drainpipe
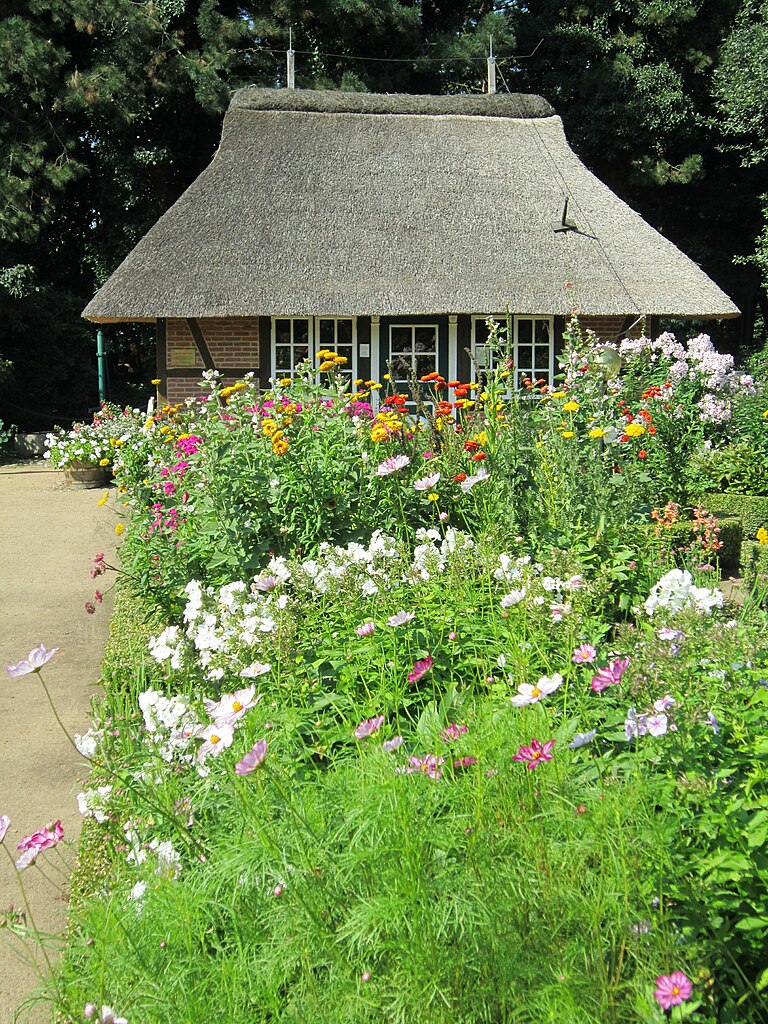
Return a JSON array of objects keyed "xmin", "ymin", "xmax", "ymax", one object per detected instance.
[{"xmin": 97, "ymin": 329, "xmax": 107, "ymax": 404}]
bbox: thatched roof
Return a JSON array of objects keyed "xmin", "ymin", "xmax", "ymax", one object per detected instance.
[{"xmin": 84, "ymin": 87, "xmax": 739, "ymax": 322}]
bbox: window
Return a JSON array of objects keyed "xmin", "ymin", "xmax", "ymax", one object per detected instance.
[
  {"xmin": 471, "ymin": 315, "xmax": 554, "ymax": 390},
  {"xmin": 386, "ymin": 323, "xmax": 439, "ymax": 414},
  {"xmin": 271, "ymin": 317, "xmax": 357, "ymax": 381}
]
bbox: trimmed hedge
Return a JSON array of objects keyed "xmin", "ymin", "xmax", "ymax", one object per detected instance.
[
  {"xmin": 701, "ymin": 492, "xmax": 768, "ymax": 538},
  {"xmin": 740, "ymin": 540, "xmax": 768, "ymax": 592},
  {"xmin": 654, "ymin": 515, "xmax": 742, "ymax": 569}
]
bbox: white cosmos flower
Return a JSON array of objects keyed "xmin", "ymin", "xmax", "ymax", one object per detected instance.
[
  {"xmin": 413, "ymin": 472, "xmax": 441, "ymax": 491},
  {"xmin": 197, "ymin": 723, "xmax": 234, "ymax": 762},
  {"xmin": 510, "ymin": 673, "xmax": 563, "ymax": 707}
]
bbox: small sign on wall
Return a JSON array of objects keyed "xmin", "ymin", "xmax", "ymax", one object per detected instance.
[{"xmin": 171, "ymin": 350, "xmax": 198, "ymax": 367}]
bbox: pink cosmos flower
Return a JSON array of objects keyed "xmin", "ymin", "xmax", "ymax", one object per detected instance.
[
  {"xmin": 355, "ymin": 621, "xmax": 376, "ymax": 637},
  {"xmin": 382, "ymin": 736, "xmax": 404, "ymax": 753},
  {"xmin": 654, "ymin": 971, "xmax": 692, "ymax": 1010},
  {"xmin": 388, "ymin": 610, "xmax": 415, "ymax": 627},
  {"xmin": 591, "ymin": 656, "xmax": 630, "ymax": 693},
  {"xmin": 197, "ymin": 723, "xmax": 234, "ymax": 762},
  {"xmin": 7, "ymin": 644, "xmax": 60, "ymax": 677},
  {"xmin": 0, "ymin": 815, "xmax": 9, "ymax": 843},
  {"xmin": 413, "ymin": 472, "xmax": 441, "ymax": 491},
  {"xmin": 453, "ymin": 756, "xmax": 478, "ymax": 768},
  {"xmin": 376, "ymin": 454, "xmax": 410, "ymax": 476},
  {"xmin": 407, "ymin": 655, "xmax": 433, "ymax": 684},
  {"xmin": 572, "ymin": 643, "xmax": 597, "ymax": 664},
  {"xmin": 235, "ymin": 739, "xmax": 268, "ymax": 775},
  {"xmin": 440, "ymin": 722, "xmax": 467, "ymax": 742},
  {"xmin": 400, "ymin": 754, "xmax": 445, "ymax": 779},
  {"xmin": 512, "ymin": 738, "xmax": 555, "ymax": 769},
  {"xmin": 460, "ymin": 467, "xmax": 490, "ymax": 492},
  {"xmin": 253, "ymin": 576, "xmax": 278, "ymax": 593},
  {"xmin": 355, "ymin": 715, "xmax": 385, "ymax": 739},
  {"xmin": 205, "ymin": 687, "xmax": 261, "ymax": 727},
  {"xmin": 16, "ymin": 820, "xmax": 64, "ymax": 869}
]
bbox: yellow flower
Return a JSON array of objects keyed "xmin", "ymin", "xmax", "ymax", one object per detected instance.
[
  {"xmin": 272, "ymin": 439, "xmax": 289, "ymax": 456},
  {"xmin": 500, "ymin": 370, "xmax": 510, "ymax": 379},
  {"xmin": 97, "ymin": 492, "xmax": 109, "ymax": 507},
  {"xmin": 625, "ymin": 422, "xmax": 646, "ymax": 438},
  {"xmin": 383, "ymin": 374, "xmax": 390, "ymax": 381},
  {"xmin": 354, "ymin": 378, "xmax": 364, "ymax": 386},
  {"xmin": 151, "ymin": 378, "xmax": 161, "ymax": 385},
  {"xmin": 551, "ymin": 391, "xmax": 567, "ymax": 399},
  {"xmin": 427, "ymin": 492, "xmax": 439, "ymax": 502},
  {"xmin": 561, "ymin": 430, "xmax": 575, "ymax": 439},
  {"xmin": 319, "ymin": 361, "xmax": 335, "ymax": 372},
  {"xmin": 261, "ymin": 419, "xmax": 278, "ymax": 438},
  {"xmin": 589, "ymin": 427, "xmax": 605, "ymax": 439},
  {"xmin": 370, "ymin": 424, "xmax": 389, "ymax": 443},
  {"xmin": 479, "ymin": 391, "xmax": 489, "ymax": 402},
  {"xmin": 563, "ymin": 401, "xmax": 580, "ymax": 412},
  {"xmin": 114, "ymin": 523, "xmax": 125, "ymax": 536},
  {"xmin": 369, "ymin": 382, "xmax": 383, "ymax": 390},
  {"xmin": 763, "ymin": 409, "xmax": 768, "ymax": 417},
  {"xmin": 279, "ymin": 378, "xmax": 293, "ymax": 387},
  {"xmin": 757, "ymin": 527, "xmax": 768, "ymax": 545},
  {"xmin": 333, "ymin": 355, "xmax": 348, "ymax": 365},
  {"xmin": 471, "ymin": 431, "xmax": 488, "ymax": 447},
  {"xmin": 99, "ymin": 458, "xmax": 110, "ymax": 467}
]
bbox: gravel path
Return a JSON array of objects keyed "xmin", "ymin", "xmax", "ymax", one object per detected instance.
[{"xmin": 0, "ymin": 462, "xmax": 117, "ymax": 1024}]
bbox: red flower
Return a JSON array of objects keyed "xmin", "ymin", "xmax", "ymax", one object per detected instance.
[
  {"xmin": 638, "ymin": 449, "xmax": 647, "ymax": 459},
  {"xmin": 473, "ymin": 452, "xmax": 486, "ymax": 461},
  {"xmin": 453, "ymin": 473, "xmax": 467, "ymax": 483},
  {"xmin": 464, "ymin": 440, "xmax": 479, "ymax": 452}
]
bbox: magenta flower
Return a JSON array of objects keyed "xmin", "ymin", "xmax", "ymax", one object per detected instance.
[
  {"xmin": 7, "ymin": 644, "xmax": 60, "ymax": 677},
  {"xmin": 512, "ymin": 738, "xmax": 555, "ymax": 769},
  {"xmin": 382, "ymin": 736, "xmax": 404, "ymax": 753},
  {"xmin": 235, "ymin": 739, "xmax": 268, "ymax": 775},
  {"xmin": 407, "ymin": 655, "xmax": 433, "ymax": 685},
  {"xmin": 399, "ymin": 754, "xmax": 445, "ymax": 779},
  {"xmin": 376, "ymin": 454, "xmax": 410, "ymax": 476},
  {"xmin": 591, "ymin": 656, "xmax": 630, "ymax": 693},
  {"xmin": 572, "ymin": 643, "xmax": 597, "ymax": 664},
  {"xmin": 355, "ymin": 621, "xmax": 376, "ymax": 637},
  {"xmin": 453, "ymin": 756, "xmax": 478, "ymax": 768},
  {"xmin": 653, "ymin": 971, "xmax": 692, "ymax": 1010},
  {"xmin": 16, "ymin": 820, "xmax": 64, "ymax": 869},
  {"xmin": 439, "ymin": 722, "xmax": 467, "ymax": 742},
  {"xmin": 354, "ymin": 715, "xmax": 385, "ymax": 739}
]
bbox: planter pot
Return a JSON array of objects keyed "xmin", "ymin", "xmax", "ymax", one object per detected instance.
[{"xmin": 63, "ymin": 464, "xmax": 110, "ymax": 488}]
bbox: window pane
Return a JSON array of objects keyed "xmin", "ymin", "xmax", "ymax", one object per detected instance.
[
  {"xmin": 293, "ymin": 320, "xmax": 310, "ymax": 346},
  {"xmin": 474, "ymin": 320, "xmax": 490, "ymax": 346},
  {"xmin": 416, "ymin": 353, "xmax": 437, "ymax": 378},
  {"xmin": 517, "ymin": 319, "xmax": 533, "ymax": 345},
  {"xmin": 319, "ymin": 319, "xmax": 336, "ymax": 346},
  {"xmin": 294, "ymin": 345, "xmax": 309, "ymax": 364},
  {"xmin": 517, "ymin": 346, "xmax": 533, "ymax": 369},
  {"xmin": 275, "ymin": 320, "xmax": 291, "ymax": 345},
  {"xmin": 275, "ymin": 346, "xmax": 292, "ymax": 370},
  {"xmin": 391, "ymin": 327, "xmax": 412, "ymax": 353},
  {"xmin": 337, "ymin": 319, "xmax": 353, "ymax": 346},
  {"xmin": 390, "ymin": 355, "xmax": 412, "ymax": 378},
  {"xmin": 534, "ymin": 320, "xmax": 551, "ymax": 346},
  {"xmin": 414, "ymin": 326, "xmax": 436, "ymax": 352}
]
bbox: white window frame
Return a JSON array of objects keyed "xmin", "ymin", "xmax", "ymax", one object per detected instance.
[
  {"xmin": 271, "ymin": 316, "xmax": 358, "ymax": 382},
  {"xmin": 386, "ymin": 322, "xmax": 440, "ymax": 415},
  {"xmin": 470, "ymin": 315, "xmax": 554, "ymax": 391}
]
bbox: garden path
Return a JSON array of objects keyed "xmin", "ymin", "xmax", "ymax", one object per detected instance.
[{"xmin": 0, "ymin": 462, "xmax": 117, "ymax": 1024}]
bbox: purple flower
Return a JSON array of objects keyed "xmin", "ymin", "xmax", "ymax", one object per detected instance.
[
  {"xmin": 566, "ymin": 730, "xmax": 596, "ymax": 749},
  {"xmin": 646, "ymin": 713, "xmax": 668, "ymax": 737},
  {"xmin": 512, "ymin": 738, "xmax": 555, "ymax": 769},
  {"xmin": 624, "ymin": 707, "xmax": 648, "ymax": 740},
  {"xmin": 439, "ymin": 722, "xmax": 467, "ymax": 742},
  {"xmin": 7, "ymin": 644, "xmax": 60, "ymax": 677},
  {"xmin": 706, "ymin": 711, "xmax": 720, "ymax": 734},
  {"xmin": 382, "ymin": 736, "xmax": 404, "ymax": 753},
  {"xmin": 653, "ymin": 695, "xmax": 676, "ymax": 712},
  {"xmin": 235, "ymin": 739, "xmax": 268, "ymax": 775},
  {"xmin": 572, "ymin": 643, "xmax": 597, "ymax": 664},
  {"xmin": 355, "ymin": 621, "xmax": 376, "ymax": 637},
  {"xmin": 354, "ymin": 715, "xmax": 385, "ymax": 739},
  {"xmin": 376, "ymin": 454, "xmax": 410, "ymax": 476},
  {"xmin": 591, "ymin": 656, "xmax": 630, "ymax": 693},
  {"xmin": 387, "ymin": 610, "xmax": 415, "ymax": 627},
  {"xmin": 407, "ymin": 656, "xmax": 433, "ymax": 685},
  {"xmin": 654, "ymin": 971, "xmax": 692, "ymax": 1010},
  {"xmin": 658, "ymin": 627, "xmax": 685, "ymax": 642}
]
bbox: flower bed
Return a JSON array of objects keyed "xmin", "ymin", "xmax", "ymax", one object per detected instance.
[{"xmin": 5, "ymin": 322, "xmax": 768, "ymax": 1024}]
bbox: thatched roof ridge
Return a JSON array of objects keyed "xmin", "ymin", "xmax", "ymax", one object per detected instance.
[
  {"xmin": 84, "ymin": 89, "xmax": 739, "ymax": 322},
  {"xmin": 230, "ymin": 86, "xmax": 556, "ymax": 119}
]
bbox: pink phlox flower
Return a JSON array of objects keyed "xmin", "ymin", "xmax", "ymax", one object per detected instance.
[
  {"xmin": 171, "ymin": 460, "xmax": 191, "ymax": 477},
  {"xmin": 511, "ymin": 673, "xmax": 563, "ymax": 707},
  {"xmin": 0, "ymin": 815, "xmax": 9, "ymax": 844},
  {"xmin": 512, "ymin": 737, "xmax": 555, "ymax": 769},
  {"xmin": 624, "ymin": 707, "xmax": 648, "ymax": 740},
  {"xmin": 382, "ymin": 736, "xmax": 404, "ymax": 753},
  {"xmin": 439, "ymin": 722, "xmax": 467, "ymax": 742},
  {"xmin": 205, "ymin": 687, "xmax": 260, "ymax": 727},
  {"xmin": 162, "ymin": 481, "xmax": 177, "ymax": 496},
  {"xmin": 572, "ymin": 643, "xmax": 597, "ymax": 664},
  {"xmin": 407, "ymin": 655, "xmax": 433, "ymax": 685},
  {"xmin": 453, "ymin": 756, "xmax": 478, "ymax": 768},
  {"xmin": 654, "ymin": 971, "xmax": 692, "ymax": 1010},
  {"xmin": 235, "ymin": 739, "xmax": 268, "ymax": 775},
  {"xmin": 354, "ymin": 715, "xmax": 385, "ymax": 739},
  {"xmin": 197, "ymin": 723, "xmax": 235, "ymax": 762},
  {"xmin": 591, "ymin": 656, "xmax": 630, "ymax": 693},
  {"xmin": 388, "ymin": 610, "xmax": 415, "ymax": 627},
  {"xmin": 400, "ymin": 754, "xmax": 445, "ymax": 779},
  {"xmin": 413, "ymin": 472, "xmax": 441, "ymax": 491},
  {"xmin": 460, "ymin": 467, "xmax": 490, "ymax": 492},
  {"xmin": 653, "ymin": 695, "xmax": 676, "ymax": 712},
  {"xmin": 376, "ymin": 454, "xmax": 410, "ymax": 476},
  {"xmin": 355, "ymin": 621, "xmax": 376, "ymax": 637},
  {"xmin": 646, "ymin": 713, "xmax": 668, "ymax": 737},
  {"xmin": 7, "ymin": 644, "xmax": 60, "ymax": 677}
]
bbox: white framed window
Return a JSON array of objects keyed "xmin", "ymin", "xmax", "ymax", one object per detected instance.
[
  {"xmin": 271, "ymin": 317, "xmax": 357, "ymax": 382},
  {"xmin": 471, "ymin": 315, "xmax": 554, "ymax": 390},
  {"xmin": 387, "ymin": 323, "xmax": 439, "ymax": 414}
]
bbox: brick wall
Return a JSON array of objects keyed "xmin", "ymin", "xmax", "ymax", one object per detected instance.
[
  {"xmin": 579, "ymin": 315, "xmax": 646, "ymax": 342},
  {"xmin": 165, "ymin": 317, "xmax": 259, "ymax": 405}
]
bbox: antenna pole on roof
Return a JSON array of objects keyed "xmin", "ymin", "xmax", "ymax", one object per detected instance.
[
  {"xmin": 487, "ymin": 35, "xmax": 497, "ymax": 94},
  {"xmin": 287, "ymin": 28, "xmax": 295, "ymax": 89}
]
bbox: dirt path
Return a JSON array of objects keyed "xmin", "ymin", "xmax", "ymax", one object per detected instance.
[{"xmin": 0, "ymin": 463, "xmax": 117, "ymax": 1024}]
